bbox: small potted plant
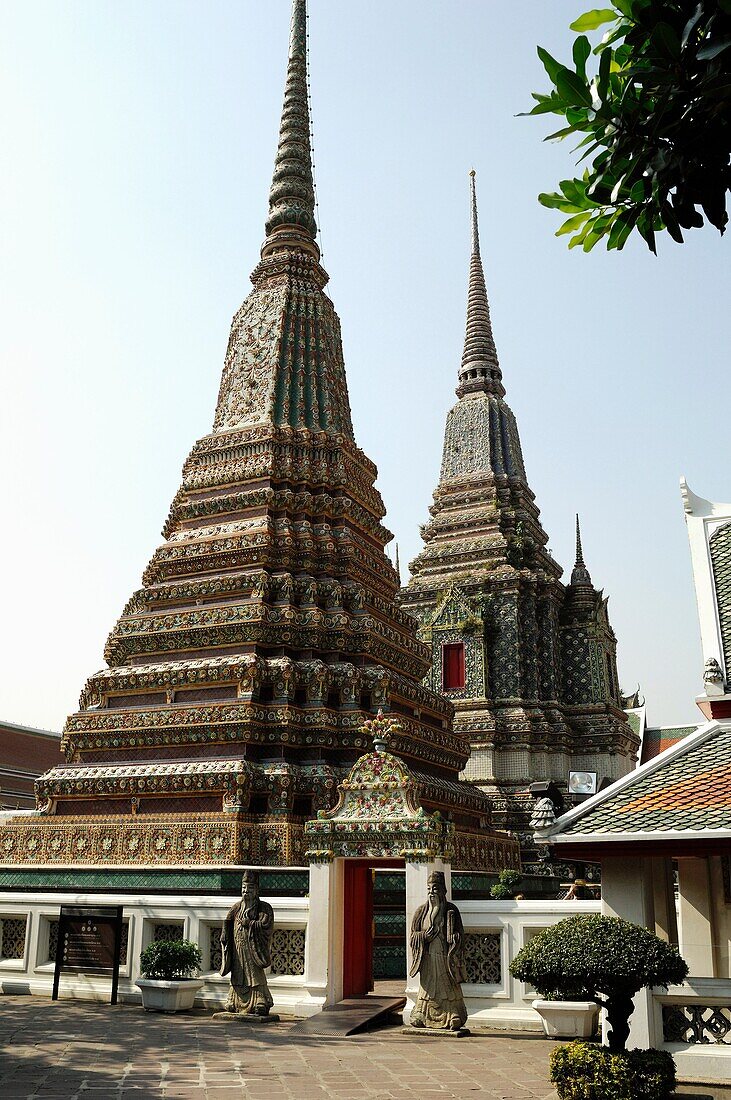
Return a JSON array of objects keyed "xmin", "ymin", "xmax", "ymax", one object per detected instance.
[
  {"xmin": 490, "ymin": 869, "xmax": 523, "ymax": 900},
  {"xmin": 510, "ymin": 914, "xmax": 688, "ymax": 1099},
  {"xmin": 137, "ymin": 939, "xmax": 203, "ymax": 1013}
]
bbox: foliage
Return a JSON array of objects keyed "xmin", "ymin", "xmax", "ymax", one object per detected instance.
[
  {"xmin": 510, "ymin": 914, "xmax": 688, "ymax": 1050},
  {"xmin": 550, "ymin": 1042, "xmax": 676, "ymax": 1100},
  {"xmin": 525, "ymin": 0, "xmax": 731, "ymax": 252},
  {"xmin": 490, "ymin": 868, "xmax": 524, "ymax": 900},
  {"xmin": 139, "ymin": 939, "xmax": 202, "ymax": 981}
]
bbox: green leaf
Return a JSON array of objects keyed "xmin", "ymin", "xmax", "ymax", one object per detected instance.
[
  {"xmin": 630, "ymin": 179, "xmax": 648, "ymax": 202},
  {"xmin": 538, "ymin": 192, "xmax": 585, "ymax": 213},
  {"xmin": 573, "ymin": 35, "xmax": 592, "ymax": 77},
  {"xmin": 559, "ymin": 177, "xmax": 592, "ymax": 207},
  {"xmin": 697, "ymin": 37, "xmax": 731, "ymax": 60},
  {"xmin": 650, "ymin": 21, "xmax": 681, "ymax": 59},
  {"xmin": 556, "ymin": 69, "xmax": 594, "ymax": 106},
  {"xmin": 519, "ymin": 100, "xmax": 564, "ymax": 116},
  {"xmin": 637, "ymin": 211, "xmax": 657, "ymax": 254},
  {"xmin": 597, "ymin": 46, "xmax": 613, "ymax": 100},
  {"xmin": 659, "ymin": 201, "xmax": 684, "ymax": 243},
  {"xmin": 537, "ymin": 45, "xmax": 565, "ymax": 83},
  {"xmin": 582, "ymin": 228, "xmax": 604, "ymax": 251},
  {"xmin": 556, "ymin": 212, "xmax": 591, "ymax": 236},
  {"xmin": 607, "ymin": 211, "xmax": 636, "ymax": 250},
  {"xmin": 544, "ymin": 124, "xmax": 582, "ymax": 141},
  {"xmin": 568, "ymin": 222, "xmax": 593, "ymax": 248},
  {"xmin": 569, "ymin": 9, "xmax": 618, "ymax": 32},
  {"xmin": 681, "ymin": 4, "xmax": 704, "ymax": 49}
]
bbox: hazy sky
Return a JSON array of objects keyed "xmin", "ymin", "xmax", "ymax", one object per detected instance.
[{"xmin": 1, "ymin": 1, "xmax": 726, "ymax": 735}]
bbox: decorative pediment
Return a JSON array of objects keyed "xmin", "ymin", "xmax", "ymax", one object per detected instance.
[
  {"xmin": 429, "ymin": 586, "xmax": 483, "ymax": 633},
  {"xmin": 304, "ymin": 717, "xmax": 453, "ymax": 862}
]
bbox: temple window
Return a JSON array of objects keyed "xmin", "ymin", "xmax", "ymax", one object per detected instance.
[{"xmin": 442, "ymin": 642, "xmax": 466, "ymax": 691}]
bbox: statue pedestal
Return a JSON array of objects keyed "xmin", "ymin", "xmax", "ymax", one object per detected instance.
[
  {"xmin": 212, "ymin": 1012, "xmax": 281, "ymax": 1024},
  {"xmin": 400, "ymin": 1026, "xmax": 471, "ymax": 1038}
]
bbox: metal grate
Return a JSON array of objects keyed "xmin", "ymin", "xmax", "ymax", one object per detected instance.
[
  {"xmin": 0, "ymin": 917, "xmax": 26, "ymax": 960},
  {"xmin": 153, "ymin": 922, "xmax": 183, "ymax": 943},
  {"xmin": 270, "ymin": 928, "xmax": 305, "ymax": 976},
  {"xmin": 208, "ymin": 923, "xmax": 223, "ymax": 972},
  {"xmin": 663, "ymin": 1003, "xmax": 731, "ymax": 1045},
  {"xmin": 463, "ymin": 931, "xmax": 501, "ymax": 984}
]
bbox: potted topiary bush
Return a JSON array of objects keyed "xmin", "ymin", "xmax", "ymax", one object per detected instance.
[
  {"xmin": 490, "ymin": 869, "xmax": 523, "ymax": 900},
  {"xmin": 510, "ymin": 914, "xmax": 688, "ymax": 1100},
  {"xmin": 137, "ymin": 939, "xmax": 204, "ymax": 1013}
]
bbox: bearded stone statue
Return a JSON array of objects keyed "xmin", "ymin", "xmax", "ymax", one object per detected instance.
[
  {"xmin": 409, "ymin": 870, "xmax": 468, "ymax": 1032},
  {"xmin": 220, "ymin": 870, "xmax": 275, "ymax": 1016}
]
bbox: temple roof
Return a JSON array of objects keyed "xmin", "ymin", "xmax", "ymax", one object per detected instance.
[{"xmin": 537, "ymin": 718, "xmax": 731, "ymax": 841}]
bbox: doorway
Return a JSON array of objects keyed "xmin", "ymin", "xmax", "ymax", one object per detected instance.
[{"xmin": 342, "ymin": 860, "xmax": 406, "ymax": 999}]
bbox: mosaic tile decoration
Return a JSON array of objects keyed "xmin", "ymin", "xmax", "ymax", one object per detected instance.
[{"xmin": 373, "ymin": 943, "xmax": 406, "ymax": 980}]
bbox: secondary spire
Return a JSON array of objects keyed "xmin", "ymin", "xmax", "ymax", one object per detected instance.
[
  {"xmin": 262, "ymin": 0, "xmax": 319, "ymax": 261},
  {"xmin": 571, "ymin": 514, "xmax": 593, "ymax": 586},
  {"xmin": 458, "ymin": 171, "xmax": 503, "ymax": 398}
]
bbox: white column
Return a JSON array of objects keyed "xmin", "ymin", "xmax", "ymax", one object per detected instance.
[
  {"xmin": 403, "ymin": 858, "xmax": 451, "ymax": 1024},
  {"xmin": 601, "ymin": 856, "xmax": 658, "ymax": 1049},
  {"xmin": 677, "ymin": 857, "xmax": 717, "ymax": 978},
  {"xmin": 651, "ymin": 857, "xmax": 678, "ymax": 945},
  {"xmin": 304, "ymin": 859, "xmax": 344, "ymax": 1007}
]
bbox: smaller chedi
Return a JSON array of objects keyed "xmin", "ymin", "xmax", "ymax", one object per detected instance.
[
  {"xmin": 220, "ymin": 870, "xmax": 275, "ymax": 1017},
  {"xmin": 409, "ymin": 871, "xmax": 468, "ymax": 1033}
]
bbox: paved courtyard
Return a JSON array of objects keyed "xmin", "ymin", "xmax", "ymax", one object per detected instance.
[{"xmin": 0, "ymin": 997, "xmax": 559, "ymax": 1099}]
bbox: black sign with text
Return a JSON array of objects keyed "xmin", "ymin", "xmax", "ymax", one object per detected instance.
[{"xmin": 52, "ymin": 905, "xmax": 123, "ymax": 1005}]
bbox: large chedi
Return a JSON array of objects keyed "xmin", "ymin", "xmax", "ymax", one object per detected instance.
[
  {"xmin": 1, "ymin": 2, "xmax": 512, "ymax": 874},
  {"xmin": 400, "ymin": 174, "xmax": 638, "ymax": 869}
]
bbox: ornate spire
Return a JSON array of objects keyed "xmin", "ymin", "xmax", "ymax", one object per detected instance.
[
  {"xmin": 457, "ymin": 171, "xmax": 503, "ymax": 398},
  {"xmin": 394, "ymin": 543, "xmax": 401, "ymax": 585},
  {"xmin": 571, "ymin": 514, "xmax": 593, "ymax": 587},
  {"xmin": 262, "ymin": 0, "xmax": 319, "ymax": 261}
]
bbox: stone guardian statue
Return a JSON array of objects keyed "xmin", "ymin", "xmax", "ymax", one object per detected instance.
[
  {"xmin": 409, "ymin": 870, "xmax": 468, "ymax": 1032},
  {"xmin": 220, "ymin": 870, "xmax": 275, "ymax": 1016}
]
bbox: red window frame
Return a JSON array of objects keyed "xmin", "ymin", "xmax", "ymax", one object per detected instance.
[{"xmin": 442, "ymin": 642, "xmax": 465, "ymax": 691}]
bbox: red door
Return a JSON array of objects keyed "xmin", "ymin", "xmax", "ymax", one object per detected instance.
[{"xmin": 342, "ymin": 862, "xmax": 373, "ymax": 998}]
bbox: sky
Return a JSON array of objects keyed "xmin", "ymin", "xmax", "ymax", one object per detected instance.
[{"xmin": 0, "ymin": 1, "xmax": 727, "ymax": 734}]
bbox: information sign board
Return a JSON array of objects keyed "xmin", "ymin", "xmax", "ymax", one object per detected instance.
[{"xmin": 52, "ymin": 905, "xmax": 123, "ymax": 1005}]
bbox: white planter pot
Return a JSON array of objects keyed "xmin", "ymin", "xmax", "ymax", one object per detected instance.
[
  {"xmin": 136, "ymin": 978, "xmax": 205, "ymax": 1013},
  {"xmin": 532, "ymin": 999, "xmax": 600, "ymax": 1039}
]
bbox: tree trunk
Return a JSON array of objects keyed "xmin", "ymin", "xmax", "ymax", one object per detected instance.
[{"xmin": 606, "ymin": 993, "xmax": 634, "ymax": 1052}]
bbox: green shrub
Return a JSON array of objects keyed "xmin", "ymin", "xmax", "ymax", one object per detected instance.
[
  {"xmin": 510, "ymin": 914, "xmax": 688, "ymax": 1051},
  {"xmin": 490, "ymin": 868, "xmax": 523, "ymax": 900},
  {"xmin": 139, "ymin": 939, "xmax": 202, "ymax": 980},
  {"xmin": 550, "ymin": 1042, "xmax": 676, "ymax": 1100}
]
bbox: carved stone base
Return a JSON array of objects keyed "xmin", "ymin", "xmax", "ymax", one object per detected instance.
[
  {"xmin": 212, "ymin": 1011, "xmax": 281, "ymax": 1024},
  {"xmin": 401, "ymin": 1026, "xmax": 471, "ymax": 1038}
]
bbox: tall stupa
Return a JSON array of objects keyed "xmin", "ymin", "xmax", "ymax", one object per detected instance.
[
  {"xmin": 0, "ymin": 2, "xmax": 514, "ymax": 875},
  {"xmin": 400, "ymin": 174, "xmax": 638, "ymax": 870}
]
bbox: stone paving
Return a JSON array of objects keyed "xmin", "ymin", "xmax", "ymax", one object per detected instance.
[{"xmin": 0, "ymin": 997, "xmax": 559, "ymax": 1099}]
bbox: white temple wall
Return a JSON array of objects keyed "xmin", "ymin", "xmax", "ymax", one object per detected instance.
[
  {"xmin": 0, "ymin": 890, "xmax": 602, "ymax": 1030},
  {"xmin": 0, "ymin": 890, "xmax": 318, "ymax": 1018}
]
